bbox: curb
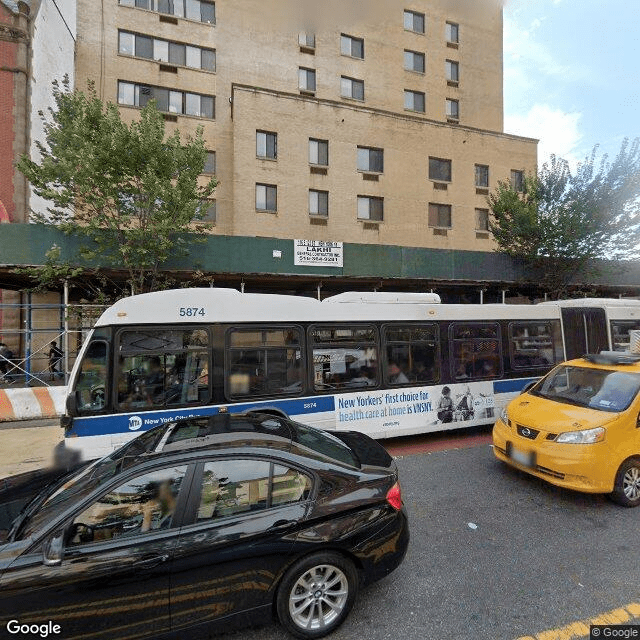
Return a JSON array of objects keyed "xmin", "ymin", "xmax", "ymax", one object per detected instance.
[{"xmin": 0, "ymin": 386, "xmax": 67, "ymax": 422}]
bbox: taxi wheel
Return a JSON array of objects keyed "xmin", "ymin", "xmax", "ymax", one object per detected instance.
[{"xmin": 611, "ymin": 458, "xmax": 640, "ymax": 507}]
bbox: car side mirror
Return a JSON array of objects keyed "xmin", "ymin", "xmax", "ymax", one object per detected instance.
[
  {"xmin": 636, "ymin": 412, "xmax": 640, "ymax": 429},
  {"xmin": 42, "ymin": 532, "xmax": 65, "ymax": 567}
]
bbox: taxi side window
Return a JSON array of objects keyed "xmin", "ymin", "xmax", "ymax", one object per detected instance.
[{"xmin": 68, "ymin": 466, "xmax": 188, "ymax": 546}]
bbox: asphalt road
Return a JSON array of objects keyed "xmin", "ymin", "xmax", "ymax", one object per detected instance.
[{"xmin": 210, "ymin": 440, "xmax": 640, "ymax": 640}]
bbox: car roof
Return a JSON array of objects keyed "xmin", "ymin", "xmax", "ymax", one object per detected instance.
[{"xmin": 158, "ymin": 413, "xmax": 294, "ymax": 455}]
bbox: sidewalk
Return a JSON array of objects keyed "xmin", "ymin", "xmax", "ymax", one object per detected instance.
[{"xmin": 0, "ymin": 419, "xmax": 62, "ymax": 479}]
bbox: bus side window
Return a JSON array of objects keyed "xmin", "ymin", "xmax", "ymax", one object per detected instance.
[
  {"xmin": 611, "ymin": 321, "xmax": 640, "ymax": 352},
  {"xmin": 76, "ymin": 340, "xmax": 108, "ymax": 412},
  {"xmin": 226, "ymin": 327, "xmax": 303, "ymax": 399},
  {"xmin": 450, "ymin": 323, "xmax": 501, "ymax": 380},
  {"xmin": 310, "ymin": 325, "xmax": 378, "ymax": 391},
  {"xmin": 383, "ymin": 325, "xmax": 439, "ymax": 385},
  {"xmin": 116, "ymin": 329, "xmax": 209, "ymax": 410},
  {"xmin": 509, "ymin": 321, "xmax": 561, "ymax": 369}
]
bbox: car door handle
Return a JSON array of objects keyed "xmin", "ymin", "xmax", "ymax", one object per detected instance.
[
  {"xmin": 268, "ymin": 519, "xmax": 297, "ymax": 531},
  {"xmin": 134, "ymin": 554, "xmax": 170, "ymax": 569}
]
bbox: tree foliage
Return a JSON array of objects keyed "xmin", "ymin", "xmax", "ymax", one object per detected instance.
[
  {"xmin": 18, "ymin": 77, "xmax": 217, "ymax": 294},
  {"xmin": 489, "ymin": 138, "xmax": 640, "ymax": 297}
]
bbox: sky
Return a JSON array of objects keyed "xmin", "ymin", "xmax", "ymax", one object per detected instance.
[{"xmin": 503, "ymin": 0, "xmax": 640, "ymax": 169}]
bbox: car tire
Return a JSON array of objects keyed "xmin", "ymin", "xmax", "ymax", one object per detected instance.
[
  {"xmin": 610, "ymin": 458, "xmax": 640, "ymax": 507},
  {"xmin": 276, "ymin": 552, "xmax": 358, "ymax": 639}
]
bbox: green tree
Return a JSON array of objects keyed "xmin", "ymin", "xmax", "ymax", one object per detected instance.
[
  {"xmin": 18, "ymin": 77, "xmax": 217, "ymax": 294},
  {"xmin": 488, "ymin": 138, "xmax": 640, "ymax": 297}
]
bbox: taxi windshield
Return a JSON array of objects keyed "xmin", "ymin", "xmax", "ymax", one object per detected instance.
[{"xmin": 531, "ymin": 365, "xmax": 640, "ymax": 413}]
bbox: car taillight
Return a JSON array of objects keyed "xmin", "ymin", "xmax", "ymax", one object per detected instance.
[{"xmin": 386, "ymin": 482, "xmax": 402, "ymax": 511}]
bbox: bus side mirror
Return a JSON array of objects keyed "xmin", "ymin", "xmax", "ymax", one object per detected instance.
[{"xmin": 66, "ymin": 392, "xmax": 78, "ymax": 417}]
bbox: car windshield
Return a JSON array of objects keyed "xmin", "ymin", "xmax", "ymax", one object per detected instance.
[
  {"xmin": 531, "ymin": 365, "xmax": 640, "ymax": 413},
  {"xmin": 16, "ymin": 426, "xmax": 167, "ymax": 540}
]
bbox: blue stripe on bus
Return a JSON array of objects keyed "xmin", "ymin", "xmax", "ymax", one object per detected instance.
[
  {"xmin": 69, "ymin": 395, "xmax": 336, "ymax": 438},
  {"xmin": 493, "ymin": 378, "xmax": 537, "ymax": 394}
]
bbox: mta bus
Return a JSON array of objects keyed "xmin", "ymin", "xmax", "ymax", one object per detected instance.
[{"xmin": 61, "ymin": 288, "xmax": 640, "ymax": 460}]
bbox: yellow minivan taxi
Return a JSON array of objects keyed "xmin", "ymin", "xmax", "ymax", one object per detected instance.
[{"xmin": 493, "ymin": 351, "xmax": 640, "ymax": 506}]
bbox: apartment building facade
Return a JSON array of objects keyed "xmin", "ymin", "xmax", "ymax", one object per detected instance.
[{"xmin": 72, "ymin": 0, "xmax": 537, "ymax": 257}]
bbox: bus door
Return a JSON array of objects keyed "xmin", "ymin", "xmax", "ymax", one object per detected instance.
[{"xmin": 561, "ymin": 307, "xmax": 608, "ymax": 360}]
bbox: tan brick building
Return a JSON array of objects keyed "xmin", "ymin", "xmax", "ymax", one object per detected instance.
[{"xmin": 74, "ymin": 0, "xmax": 537, "ymax": 251}]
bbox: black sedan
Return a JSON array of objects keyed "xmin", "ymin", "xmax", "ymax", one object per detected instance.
[{"xmin": 0, "ymin": 413, "xmax": 408, "ymax": 639}]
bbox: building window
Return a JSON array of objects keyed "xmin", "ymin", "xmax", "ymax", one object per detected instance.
[
  {"xmin": 404, "ymin": 49, "xmax": 425, "ymax": 73},
  {"xmin": 298, "ymin": 67, "xmax": 316, "ymax": 92},
  {"xmin": 341, "ymin": 34, "xmax": 364, "ymax": 59},
  {"xmin": 203, "ymin": 151, "xmax": 216, "ymax": 174},
  {"xmin": 256, "ymin": 131, "xmax": 277, "ymax": 160},
  {"xmin": 119, "ymin": 31, "xmax": 216, "ymax": 71},
  {"xmin": 256, "ymin": 184, "xmax": 277, "ymax": 212},
  {"xmin": 117, "ymin": 81, "xmax": 215, "ymax": 118},
  {"xmin": 446, "ymin": 21, "xmax": 459, "ymax": 43},
  {"xmin": 404, "ymin": 90, "xmax": 425, "ymax": 113},
  {"xmin": 309, "ymin": 190, "xmax": 329, "ymax": 217},
  {"xmin": 404, "ymin": 9, "xmax": 425, "ymax": 34},
  {"xmin": 299, "ymin": 32, "xmax": 315, "ymax": 49},
  {"xmin": 357, "ymin": 146, "xmax": 384, "ymax": 173},
  {"xmin": 475, "ymin": 208, "xmax": 489, "ymax": 231},
  {"xmin": 309, "ymin": 138, "xmax": 328, "ymax": 166},
  {"xmin": 341, "ymin": 76, "xmax": 364, "ymax": 100},
  {"xmin": 428, "ymin": 203, "xmax": 452, "ymax": 228},
  {"xmin": 446, "ymin": 59, "xmax": 459, "ymax": 83},
  {"xmin": 446, "ymin": 98, "xmax": 459, "ymax": 120},
  {"xmin": 119, "ymin": 0, "xmax": 215, "ymax": 24},
  {"xmin": 511, "ymin": 169, "xmax": 525, "ymax": 192},
  {"xmin": 357, "ymin": 196, "xmax": 384, "ymax": 221},
  {"xmin": 475, "ymin": 164, "xmax": 489, "ymax": 188},
  {"xmin": 429, "ymin": 157, "xmax": 452, "ymax": 182},
  {"xmin": 197, "ymin": 199, "xmax": 216, "ymax": 222}
]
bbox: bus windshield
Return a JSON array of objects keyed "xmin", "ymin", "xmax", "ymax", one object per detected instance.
[{"xmin": 531, "ymin": 365, "xmax": 640, "ymax": 413}]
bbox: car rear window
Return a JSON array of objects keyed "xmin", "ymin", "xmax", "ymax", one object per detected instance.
[{"xmin": 290, "ymin": 422, "xmax": 359, "ymax": 468}]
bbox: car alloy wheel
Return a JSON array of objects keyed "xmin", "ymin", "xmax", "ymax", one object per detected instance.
[
  {"xmin": 277, "ymin": 552, "xmax": 358, "ymax": 639},
  {"xmin": 623, "ymin": 465, "xmax": 640, "ymax": 501}
]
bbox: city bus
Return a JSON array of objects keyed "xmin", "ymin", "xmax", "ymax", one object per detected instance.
[{"xmin": 61, "ymin": 288, "xmax": 640, "ymax": 460}]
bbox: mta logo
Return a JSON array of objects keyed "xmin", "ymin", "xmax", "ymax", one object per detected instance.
[{"xmin": 128, "ymin": 415, "xmax": 143, "ymax": 431}]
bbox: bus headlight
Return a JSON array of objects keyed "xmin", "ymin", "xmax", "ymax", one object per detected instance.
[{"xmin": 555, "ymin": 427, "xmax": 605, "ymax": 444}]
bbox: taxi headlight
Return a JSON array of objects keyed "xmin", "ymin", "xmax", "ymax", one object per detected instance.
[
  {"xmin": 555, "ymin": 427, "xmax": 605, "ymax": 444},
  {"xmin": 500, "ymin": 407, "xmax": 509, "ymax": 424}
]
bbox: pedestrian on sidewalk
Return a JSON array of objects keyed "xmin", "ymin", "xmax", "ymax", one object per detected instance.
[
  {"xmin": 0, "ymin": 342, "xmax": 14, "ymax": 383},
  {"xmin": 48, "ymin": 341, "xmax": 64, "ymax": 381}
]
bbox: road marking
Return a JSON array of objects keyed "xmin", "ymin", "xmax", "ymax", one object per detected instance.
[{"xmin": 517, "ymin": 602, "xmax": 640, "ymax": 640}]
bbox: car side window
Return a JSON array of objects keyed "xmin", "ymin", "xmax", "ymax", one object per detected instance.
[
  {"xmin": 69, "ymin": 466, "xmax": 188, "ymax": 546},
  {"xmin": 196, "ymin": 460, "xmax": 312, "ymax": 522},
  {"xmin": 197, "ymin": 460, "xmax": 271, "ymax": 521},
  {"xmin": 271, "ymin": 464, "xmax": 312, "ymax": 506}
]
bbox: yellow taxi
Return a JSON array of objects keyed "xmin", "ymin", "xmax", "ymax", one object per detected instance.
[{"xmin": 493, "ymin": 351, "xmax": 640, "ymax": 506}]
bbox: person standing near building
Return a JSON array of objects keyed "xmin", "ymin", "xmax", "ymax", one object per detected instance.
[
  {"xmin": 0, "ymin": 342, "xmax": 14, "ymax": 382},
  {"xmin": 48, "ymin": 341, "xmax": 64, "ymax": 381}
]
